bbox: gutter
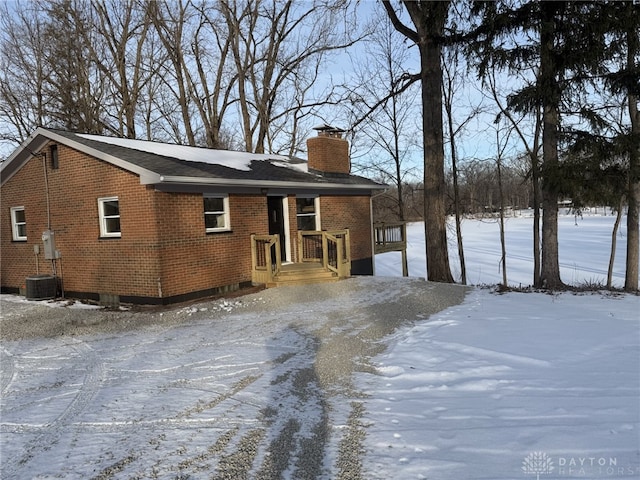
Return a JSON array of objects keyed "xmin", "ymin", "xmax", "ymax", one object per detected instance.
[{"xmin": 153, "ymin": 175, "xmax": 386, "ymax": 192}]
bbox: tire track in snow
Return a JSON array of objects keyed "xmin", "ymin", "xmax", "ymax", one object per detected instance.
[
  {"xmin": 212, "ymin": 428, "xmax": 265, "ymax": 480},
  {"xmin": 94, "ymin": 371, "xmax": 266, "ymax": 478},
  {"xmin": 172, "ymin": 427, "xmax": 239, "ymax": 477},
  {"xmin": 1, "ymin": 340, "xmax": 105, "ymax": 478},
  {"xmin": 0, "ymin": 347, "xmax": 16, "ymax": 395},
  {"xmin": 120, "ymin": 350, "xmax": 312, "ymax": 478}
]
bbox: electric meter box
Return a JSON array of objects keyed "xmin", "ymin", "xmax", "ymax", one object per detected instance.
[{"xmin": 42, "ymin": 230, "xmax": 57, "ymax": 260}]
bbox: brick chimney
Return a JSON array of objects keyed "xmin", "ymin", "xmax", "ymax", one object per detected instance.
[{"xmin": 307, "ymin": 124, "xmax": 350, "ymax": 174}]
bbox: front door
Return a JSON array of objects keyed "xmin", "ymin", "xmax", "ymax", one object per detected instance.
[{"xmin": 267, "ymin": 196, "xmax": 287, "ymax": 261}]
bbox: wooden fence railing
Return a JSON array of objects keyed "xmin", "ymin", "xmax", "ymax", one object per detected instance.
[
  {"xmin": 373, "ymin": 222, "xmax": 406, "ymax": 253},
  {"xmin": 297, "ymin": 230, "xmax": 351, "ymax": 278},
  {"xmin": 373, "ymin": 222, "xmax": 408, "ymax": 276},
  {"xmin": 250, "ymin": 234, "xmax": 282, "ymax": 284}
]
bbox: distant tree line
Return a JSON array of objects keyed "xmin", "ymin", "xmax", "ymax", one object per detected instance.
[{"xmin": 373, "ymin": 155, "xmax": 534, "ymax": 222}]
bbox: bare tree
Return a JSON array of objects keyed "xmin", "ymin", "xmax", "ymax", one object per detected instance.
[
  {"xmin": 0, "ymin": 0, "xmax": 108, "ymax": 137},
  {"xmin": 86, "ymin": 0, "xmax": 155, "ymax": 138},
  {"xmin": 347, "ymin": 5, "xmax": 421, "ymax": 223},
  {"xmin": 442, "ymin": 46, "xmax": 485, "ymax": 285},
  {"xmin": 382, "ymin": 0, "xmax": 454, "ymax": 283},
  {"xmin": 0, "ymin": 0, "xmax": 367, "ymax": 159},
  {"xmin": 42, "ymin": 0, "xmax": 109, "ymax": 133},
  {"xmin": 1, "ymin": 0, "xmax": 154, "ymax": 143},
  {"xmin": 608, "ymin": 197, "xmax": 624, "ymax": 289},
  {"xmin": 148, "ymin": 0, "xmax": 199, "ymax": 145},
  {"xmin": 219, "ymin": 0, "xmax": 362, "ymax": 154},
  {"xmin": 0, "ymin": 2, "xmax": 50, "ymax": 144},
  {"xmin": 494, "ymin": 126, "xmax": 513, "ymax": 289},
  {"xmin": 484, "ymin": 69, "xmax": 543, "ymax": 286}
]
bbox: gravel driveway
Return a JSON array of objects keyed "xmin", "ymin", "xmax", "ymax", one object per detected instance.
[{"xmin": 1, "ymin": 277, "xmax": 469, "ymax": 479}]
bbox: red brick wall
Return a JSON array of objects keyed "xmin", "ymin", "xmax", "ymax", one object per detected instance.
[
  {"xmin": 0, "ymin": 143, "xmax": 270, "ymax": 302},
  {"xmin": 154, "ymin": 193, "xmax": 267, "ymax": 298},
  {"xmin": 281, "ymin": 195, "xmax": 373, "ymax": 265},
  {"xmin": 319, "ymin": 195, "xmax": 373, "ymax": 262},
  {"xmin": 306, "ymin": 135, "xmax": 350, "ymax": 174},
  {"xmin": 1, "ymin": 142, "xmax": 162, "ymax": 298}
]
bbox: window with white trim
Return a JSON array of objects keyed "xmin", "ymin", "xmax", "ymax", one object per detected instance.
[
  {"xmin": 10, "ymin": 206, "xmax": 27, "ymax": 241},
  {"xmin": 204, "ymin": 195, "xmax": 230, "ymax": 232},
  {"xmin": 98, "ymin": 197, "xmax": 121, "ymax": 237},
  {"xmin": 296, "ymin": 196, "xmax": 319, "ymax": 231}
]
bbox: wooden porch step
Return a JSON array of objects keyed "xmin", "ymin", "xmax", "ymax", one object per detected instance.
[{"xmin": 267, "ymin": 263, "xmax": 339, "ymax": 287}]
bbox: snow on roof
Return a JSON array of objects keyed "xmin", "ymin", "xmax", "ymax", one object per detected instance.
[
  {"xmin": 270, "ymin": 160, "xmax": 309, "ymax": 174},
  {"xmin": 77, "ymin": 134, "xmax": 295, "ymax": 172}
]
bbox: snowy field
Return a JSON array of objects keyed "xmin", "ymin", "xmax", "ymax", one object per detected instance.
[
  {"xmin": 1, "ymin": 212, "xmax": 639, "ymax": 479},
  {"xmin": 376, "ymin": 209, "xmax": 630, "ymax": 288}
]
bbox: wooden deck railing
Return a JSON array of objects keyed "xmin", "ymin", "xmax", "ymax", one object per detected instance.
[
  {"xmin": 298, "ymin": 230, "xmax": 351, "ymax": 278},
  {"xmin": 251, "ymin": 230, "xmax": 351, "ymax": 285},
  {"xmin": 374, "ymin": 222, "xmax": 408, "ymax": 276},
  {"xmin": 250, "ymin": 234, "xmax": 282, "ymax": 284},
  {"xmin": 373, "ymin": 222, "xmax": 407, "ymax": 254}
]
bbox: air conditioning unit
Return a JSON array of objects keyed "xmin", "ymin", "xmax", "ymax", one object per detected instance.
[{"xmin": 25, "ymin": 275, "xmax": 57, "ymax": 300}]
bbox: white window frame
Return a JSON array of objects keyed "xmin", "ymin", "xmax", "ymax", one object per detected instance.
[
  {"xmin": 10, "ymin": 206, "xmax": 27, "ymax": 241},
  {"xmin": 98, "ymin": 196, "xmax": 121, "ymax": 238},
  {"xmin": 204, "ymin": 194, "xmax": 230, "ymax": 233},
  {"xmin": 296, "ymin": 196, "xmax": 320, "ymax": 231}
]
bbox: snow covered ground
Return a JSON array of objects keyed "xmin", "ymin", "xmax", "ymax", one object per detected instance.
[
  {"xmin": 358, "ymin": 290, "xmax": 639, "ymax": 479},
  {"xmin": 1, "ymin": 212, "xmax": 638, "ymax": 479},
  {"xmin": 376, "ymin": 209, "xmax": 630, "ymax": 288},
  {"xmin": 367, "ymin": 212, "xmax": 639, "ymax": 478}
]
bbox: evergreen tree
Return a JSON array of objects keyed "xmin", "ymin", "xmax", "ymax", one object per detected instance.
[
  {"xmin": 564, "ymin": 1, "xmax": 639, "ymax": 291},
  {"xmin": 470, "ymin": 1, "xmax": 614, "ymax": 288}
]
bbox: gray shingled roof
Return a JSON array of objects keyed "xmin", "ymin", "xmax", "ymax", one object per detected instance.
[{"xmin": 0, "ymin": 129, "xmax": 384, "ymax": 193}]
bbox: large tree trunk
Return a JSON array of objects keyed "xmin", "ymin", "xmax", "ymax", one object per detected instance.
[
  {"xmin": 539, "ymin": 3, "xmax": 564, "ymax": 289},
  {"xmin": 540, "ymin": 150, "xmax": 562, "ymax": 288},
  {"xmin": 625, "ymin": 21, "xmax": 639, "ymax": 291},
  {"xmin": 625, "ymin": 93, "xmax": 639, "ymax": 291},
  {"xmin": 383, "ymin": 0, "xmax": 453, "ymax": 283},
  {"xmin": 420, "ymin": 35, "xmax": 454, "ymax": 283}
]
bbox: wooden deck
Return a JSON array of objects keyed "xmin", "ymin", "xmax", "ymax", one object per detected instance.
[
  {"xmin": 251, "ymin": 230, "xmax": 350, "ymax": 287},
  {"xmin": 265, "ymin": 263, "xmax": 339, "ymax": 287}
]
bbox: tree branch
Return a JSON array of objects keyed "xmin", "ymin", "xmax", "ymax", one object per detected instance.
[
  {"xmin": 381, "ymin": 1, "xmax": 419, "ymax": 44},
  {"xmin": 350, "ymin": 72, "xmax": 420, "ymax": 132}
]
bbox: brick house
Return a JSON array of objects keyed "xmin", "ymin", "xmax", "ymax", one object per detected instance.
[{"xmin": 1, "ymin": 126, "xmax": 385, "ymax": 305}]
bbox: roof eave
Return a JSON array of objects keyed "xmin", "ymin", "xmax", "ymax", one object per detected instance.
[
  {"xmin": 1, "ymin": 128, "xmax": 162, "ymax": 186},
  {"xmin": 0, "ymin": 128, "xmax": 51, "ymax": 185},
  {"xmin": 153, "ymin": 175, "xmax": 386, "ymax": 192}
]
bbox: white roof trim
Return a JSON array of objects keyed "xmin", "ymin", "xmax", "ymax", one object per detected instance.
[
  {"xmin": 43, "ymin": 130, "xmax": 162, "ymax": 182},
  {"xmin": 153, "ymin": 175, "xmax": 384, "ymax": 191}
]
